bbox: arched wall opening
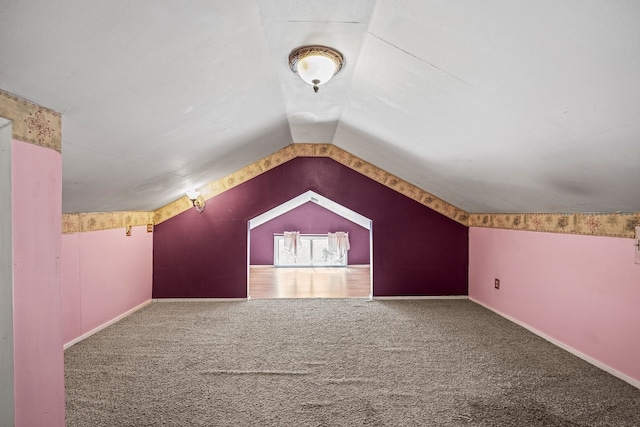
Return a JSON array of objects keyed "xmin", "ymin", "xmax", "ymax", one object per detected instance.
[{"xmin": 247, "ymin": 191, "xmax": 373, "ymax": 299}]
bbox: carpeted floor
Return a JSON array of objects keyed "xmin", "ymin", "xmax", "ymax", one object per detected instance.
[{"xmin": 65, "ymin": 299, "xmax": 640, "ymax": 426}]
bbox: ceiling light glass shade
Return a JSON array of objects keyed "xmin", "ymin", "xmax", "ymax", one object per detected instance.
[
  {"xmin": 296, "ymin": 55, "xmax": 336, "ymax": 87},
  {"xmin": 289, "ymin": 46, "xmax": 344, "ymax": 93},
  {"xmin": 186, "ymin": 189, "xmax": 205, "ymax": 213},
  {"xmin": 186, "ymin": 189, "xmax": 200, "ymax": 200}
]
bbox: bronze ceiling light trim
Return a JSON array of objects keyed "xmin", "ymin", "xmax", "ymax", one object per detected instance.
[{"xmin": 289, "ymin": 45, "xmax": 344, "ymax": 93}]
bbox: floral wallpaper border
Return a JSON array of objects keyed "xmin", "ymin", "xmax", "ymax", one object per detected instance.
[
  {"xmin": 0, "ymin": 89, "xmax": 62, "ymax": 152},
  {"xmin": 153, "ymin": 143, "xmax": 469, "ymax": 226},
  {"xmin": 62, "ymin": 211, "xmax": 154, "ymax": 234},
  {"xmin": 469, "ymin": 212, "xmax": 640, "ymax": 239},
  {"xmin": 62, "ymin": 143, "xmax": 639, "ymax": 239}
]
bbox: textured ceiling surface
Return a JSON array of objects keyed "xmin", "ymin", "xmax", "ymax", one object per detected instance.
[{"xmin": 1, "ymin": 1, "xmax": 639, "ymax": 214}]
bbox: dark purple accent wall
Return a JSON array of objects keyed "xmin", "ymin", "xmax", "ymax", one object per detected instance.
[
  {"xmin": 249, "ymin": 202, "xmax": 370, "ymax": 265},
  {"xmin": 153, "ymin": 157, "xmax": 468, "ymax": 298}
]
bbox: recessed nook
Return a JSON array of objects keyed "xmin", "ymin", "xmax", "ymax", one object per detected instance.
[{"xmin": 248, "ymin": 190, "xmax": 372, "ymax": 299}]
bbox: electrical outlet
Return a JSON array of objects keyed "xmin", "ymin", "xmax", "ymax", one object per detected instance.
[{"xmin": 494, "ymin": 278, "xmax": 500, "ymax": 289}]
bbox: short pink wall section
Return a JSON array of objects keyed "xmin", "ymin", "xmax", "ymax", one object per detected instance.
[
  {"xmin": 12, "ymin": 140, "xmax": 65, "ymax": 426},
  {"xmin": 62, "ymin": 226, "xmax": 153, "ymax": 347},
  {"xmin": 62, "ymin": 233, "xmax": 82, "ymax": 345},
  {"xmin": 469, "ymin": 227, "xmax": 640, "ymax": 386}
]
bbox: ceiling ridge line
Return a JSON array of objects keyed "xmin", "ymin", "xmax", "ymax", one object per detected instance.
[{"xmin": 367, "ymin": 33, "xmax": 475, "ymax": 89}]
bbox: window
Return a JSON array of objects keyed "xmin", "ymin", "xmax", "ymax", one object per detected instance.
[{"xmin": 274, "ymin": 234, "xmax": 347, "ymax": 266}]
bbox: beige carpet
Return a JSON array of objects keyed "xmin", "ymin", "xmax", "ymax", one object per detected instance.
[{"xmin": 65, "ymin": 299, "xmax": 640, "ymax": 426}]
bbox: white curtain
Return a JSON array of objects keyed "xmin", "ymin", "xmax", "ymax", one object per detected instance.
[
  {"xmin": 328, "ymin": 231, "xmax": 350, "ymax": 258},
  {"xmin": 283, "ymin": 231, "xmax": 302, "ymax": 258}
]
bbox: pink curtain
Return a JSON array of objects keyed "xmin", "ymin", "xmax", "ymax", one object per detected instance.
[
  {"xmin": 328, "ymin": 231, "xmax": 350, "ymax": 258},
  {"xmin": 283, "ymin": 231, "xmax": 301, "ymax": 257}
]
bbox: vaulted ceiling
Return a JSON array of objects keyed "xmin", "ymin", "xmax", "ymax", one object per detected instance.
[{"xmin": 1, "ymin": 1, "xmax": 639, "ymax": 214}]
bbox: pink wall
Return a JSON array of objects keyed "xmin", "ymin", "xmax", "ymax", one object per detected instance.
[
  {"xmin": 469, "ymin": 227, "xmax": 640, "ymax": 386},
  {"xmin": 62, "ymin": 226, "xmax": 153, "ymax": 346},
  {"xmin": 12, "ymin": 139, "xmax": 65, "ymax": 426}
]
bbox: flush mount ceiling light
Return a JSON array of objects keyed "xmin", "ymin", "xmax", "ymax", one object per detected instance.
[{"xmin": 289, "ymin": 45, "xmax": 344, "ymax": 93}]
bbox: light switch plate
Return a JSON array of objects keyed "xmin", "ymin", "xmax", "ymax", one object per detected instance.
[{"xmin": 634, "ymin": 227, "xmax": 640, "ymax": 264}]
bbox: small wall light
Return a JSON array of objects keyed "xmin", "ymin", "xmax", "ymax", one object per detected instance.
[
  {"xmin": 289, "ymin": 45, "xmax": 344, "ymax": 93},
  {"xmin": 635, "ymin": 226, "xmax": 639, "ymax": 265},
  {"xmin": 186, "ymin": 189, "xmax": 206, "ymax": 214}
]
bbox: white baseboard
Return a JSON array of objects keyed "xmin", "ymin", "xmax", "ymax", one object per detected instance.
[
  {"xmin": 63, "ymin": 299, "xmax": 152, "ymax": 350},
  {"xmin": 156, "ymin": 296, "xmax": 467, "ymax": 302},
  {"xmin": 153, "ymin": 298, "xmax": 248, "ymax": 302},
  {"xmin": 470, "ymin": 297, "xmax": 640, "ymax": 390},
  {"xmin": 373, "ymin": 295, "xmax": 468, "ymax": 300}
]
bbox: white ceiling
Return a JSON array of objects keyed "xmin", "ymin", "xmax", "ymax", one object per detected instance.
[{"xmin": 1, "ymin": 1, "xmax": 639, "ymax": 214}]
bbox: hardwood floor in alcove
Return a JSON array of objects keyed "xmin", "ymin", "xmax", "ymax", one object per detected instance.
[{"xmin": 249, "ymin": 265, "xmax": 371, "ymax": 299}]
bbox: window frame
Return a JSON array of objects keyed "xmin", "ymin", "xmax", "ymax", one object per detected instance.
[{"xmin": 273, "ymin": 233, "xmax": 348, "ymax": 267}]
